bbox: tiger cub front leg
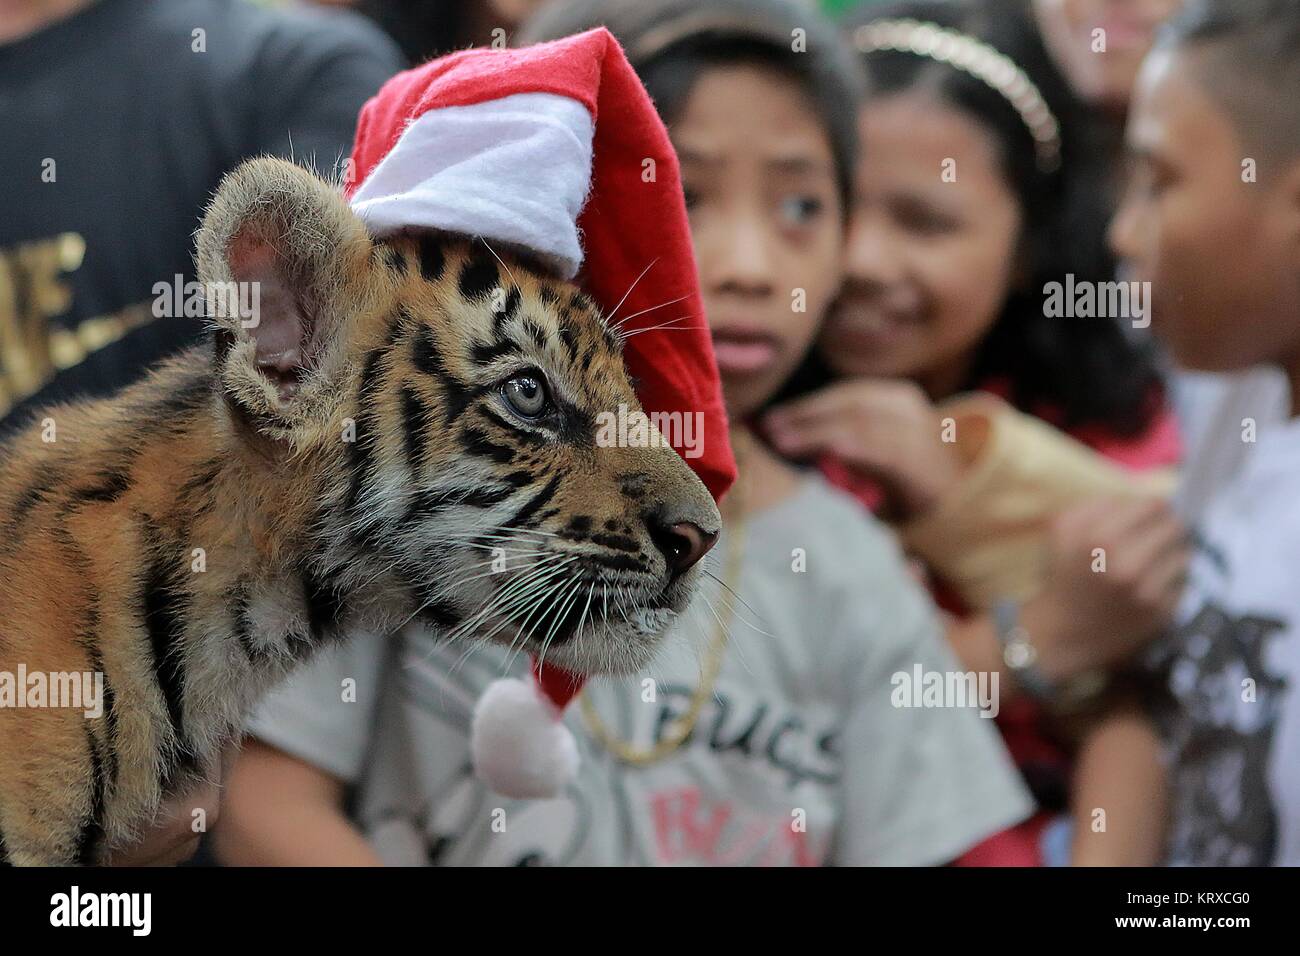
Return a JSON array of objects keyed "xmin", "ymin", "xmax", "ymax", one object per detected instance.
[{"xmin": 0, "ymin": 704, "xmax": 106, "ymax": 866}]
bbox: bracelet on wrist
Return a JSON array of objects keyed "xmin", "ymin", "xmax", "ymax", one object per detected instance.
[{"xmin": 994, "ymin": 598, "xmax": 1055, "ymax": 701}]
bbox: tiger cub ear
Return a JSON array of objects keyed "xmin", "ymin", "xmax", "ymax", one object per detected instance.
[{"xmin": 195, "ymin": 157, "xmax": 380, "ymax": 434}]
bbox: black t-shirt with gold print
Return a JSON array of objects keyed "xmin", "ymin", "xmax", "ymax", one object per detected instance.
[{"xmin": 0, "ymin": 0, "xmax": 401, "ymax": 427}]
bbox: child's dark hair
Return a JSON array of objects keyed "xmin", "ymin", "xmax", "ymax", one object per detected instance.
[
  {"xmin": 519, "ymin": 0, "xmax": 865, "ymax": 212},
  {"xmin": 838, "ymin": 0, "xmax": 1164, "ymax": 436},
  {"xmin": 1157, "ymin": 0, "xmax": 1300, "ymax": 161}
]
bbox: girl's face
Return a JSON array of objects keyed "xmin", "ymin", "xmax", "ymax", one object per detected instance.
[
  {"xmin": 674, "ymin": 63, "xmax": 843, "ymax": 420},
  {"xmin": 819, "ymin": 92, "xmax": 1023, "ymax": 400},
  {"xmin": 1033, "ymin": 0, "xmax": 1184, "ymax": 116}
]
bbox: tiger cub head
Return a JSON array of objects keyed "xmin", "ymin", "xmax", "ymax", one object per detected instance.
[{"xmin": 196, "ymin": 158, "xmax": 722, "ymax": 675}]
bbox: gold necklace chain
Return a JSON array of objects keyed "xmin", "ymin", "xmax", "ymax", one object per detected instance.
[{"xmin": 579, "ymin": 433, "xmax": 749, "ymax": 766}]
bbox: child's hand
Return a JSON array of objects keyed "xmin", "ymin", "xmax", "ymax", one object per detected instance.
[
  {"xmin": 1027, "ymin": 497, "xmax": 1190, "ymax": 680},
  {"xmin": 765, "ymin": 379, "xmax": 961, "ymax": 518},
  {"xmin": 103, "ymin": 750, "xmax": 230, "ymax": 866}
]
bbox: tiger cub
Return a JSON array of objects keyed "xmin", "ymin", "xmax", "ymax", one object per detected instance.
[{"xmin": 0, "ymin": 158, "xmax": 720, "ymax": 865}]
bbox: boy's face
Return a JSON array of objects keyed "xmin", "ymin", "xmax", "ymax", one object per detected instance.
[
  {"xmin": 674, "ymin": 64, "xmax": 843, "ymax": 419},
  {"xmin": 1109, "ymin": 47, "xmax": 1300, "ymax": 373}
]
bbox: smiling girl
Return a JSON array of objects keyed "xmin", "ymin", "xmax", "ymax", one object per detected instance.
[{"xmin": 765, "ymin": 0, "xmax": 1186, "ymax": 865}]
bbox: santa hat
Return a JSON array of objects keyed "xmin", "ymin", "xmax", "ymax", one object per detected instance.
[{"xmin": 345, "ymin": 28, "xmax": 735, "ymax": 798}]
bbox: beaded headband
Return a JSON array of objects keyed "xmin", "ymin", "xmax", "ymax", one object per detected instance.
[{"xmin": 853, "ymin": 18, "xmax": 1062, "ymax": 173}]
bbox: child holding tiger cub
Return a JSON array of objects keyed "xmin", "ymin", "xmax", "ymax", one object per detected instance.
[{"xmin": 215, "ymin": 0, "xmax": 1032, "ymax": 866}]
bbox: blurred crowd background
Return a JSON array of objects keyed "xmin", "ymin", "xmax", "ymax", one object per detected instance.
[{"xmin": 4, "ymin": 0, "xmax": 1299, "ymax": 867}]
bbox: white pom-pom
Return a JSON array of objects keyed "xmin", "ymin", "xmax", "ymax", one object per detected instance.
[{"xmin": 471, "ymin": 676, "xmax": 580, "ymax": 798}]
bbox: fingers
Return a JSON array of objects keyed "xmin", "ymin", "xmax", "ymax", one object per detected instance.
[
  {"xmin": 104, "ymin": 827, "xmax": 202, "ymax": 867},
  {"xmin": 1071, "ymin": 495, "xmax": 1162, "ymax": 543},
  {"xmin": 104, "ymin": 763, "xmax": 223, "ymax": 866},
  {"xmin": 1123, "ymin": 505, "xmax": 1190, "ymax": 574},
  {"xmin": 765, "ymin": 389, "xmax": 853, "ymax": 427},
  {"xmin": 764, "ymin": 392, "xmax": 864, "ymax": 455},
  {"xmin": 113, "ymin": 835, "xmax": 202, "ymax": 868},
  {"xmin": 766, "ymin": 379, "xmax": 934, "ymax": 463},
  {"xmin": 766, "ymin": 377, "xmax": 926, "ymax": 430},
  {"xmin": 1053, "ymin": 496, "xmax": 1182, "ymax": 563},
  {"xmin": 768, "ymin": 416, "xmax": 885, "ymax": 461},
  {"xmin": 1051, "ymin": 495, "xmax": 1116, "ymax": 538},
  {"xmin": 1050, "ymin": 495, "xmax": 1191, "ymax": 644},
  {"xmin": 1105, "ymin": 499, "xmax": 1190, "ymax": 609},
  {"xmin": 1137, "ymin": 535, "xmax": 1192, "ymax": 617}
]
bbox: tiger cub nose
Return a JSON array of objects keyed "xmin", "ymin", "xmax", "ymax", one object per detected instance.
[{"xmin": 648, "ymin": 518, "xmax": 718, "ymax": 576}]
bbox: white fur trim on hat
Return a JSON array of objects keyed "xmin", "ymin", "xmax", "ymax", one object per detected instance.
[{"xmin": 349, "ymin": 92, "xmax": 595, "ymax": 279}]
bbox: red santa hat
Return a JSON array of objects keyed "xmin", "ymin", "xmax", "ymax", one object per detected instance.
[{"xmin": 345, "ymin": 28, "xmax": 735, "ymax": 798}]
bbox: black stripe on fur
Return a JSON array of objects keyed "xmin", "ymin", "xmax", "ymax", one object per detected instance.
[
  {"xmin": 75, "ymin": 725, "xmax": 107, "ymax": 865},
  {"xmin": 140, "ymin": 540, "xmax": 198, "ymax": 789},
  {"xmin": 400, "ymin": 385, "xmax": 432, "ymax": 477}
]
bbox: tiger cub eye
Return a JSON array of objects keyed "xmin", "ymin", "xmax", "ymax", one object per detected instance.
[{"xmin": 503, "ymin": 374, "xmax": 548, "ymax": 418}]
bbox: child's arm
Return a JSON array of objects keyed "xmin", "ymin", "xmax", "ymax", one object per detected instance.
[
  {"xmin": 213, "ymin": 635, "xmax": 388, "ymax": 865},
  {"xmin": 213, "ymin": 738, "xmax": 382, "ymax": 866},
  {"xmin": 901, "ymin": 393, "xmax": 1176, "ymax": 608},
  {"xmin": 944, "ymin": 496, "xmax": 1190, "ymax": 697},
  {"xmin": 1068, "ymin": 709, "xmax": 1167, "ymax": 866}
]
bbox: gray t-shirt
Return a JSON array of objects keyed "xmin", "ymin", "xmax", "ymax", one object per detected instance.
[{"xmin": 249, "ymin": 475, "xmax": 1033, "ymax": 865}]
